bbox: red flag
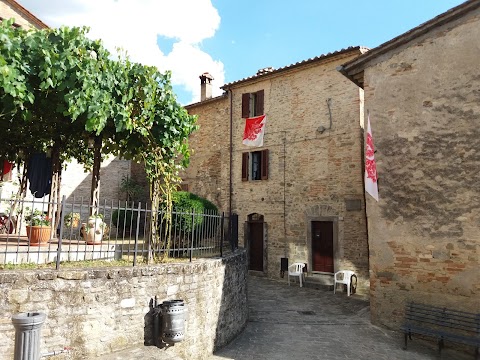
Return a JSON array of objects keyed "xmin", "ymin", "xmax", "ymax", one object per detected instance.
[
  {"xmin": 243, "ymin": 115, "xmax": 266, "ymax": 147},
  {"xmin": 365, "ymin": 115, "xmax": 379, "ymax": 201}
]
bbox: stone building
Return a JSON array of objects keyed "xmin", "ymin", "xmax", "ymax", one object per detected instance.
[
  {"xmin": 0, "ymin": 0, "xmax": 47, "ymax": 29},
  {"xmin": 338, "ymin": 0, "xmax": 480, "ymax": 327},
  {"xmin": 183, "ymin": 47, "xmax": 370, "ymax": 292}
]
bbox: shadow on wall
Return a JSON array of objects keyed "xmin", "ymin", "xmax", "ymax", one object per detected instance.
[
  {"xmin": 63, "ymin": 156, "xmax": 133, "ymax": 205},
  {"xmin": 213, "ymin": 253, "xmax": 249, "ymax": 351}
]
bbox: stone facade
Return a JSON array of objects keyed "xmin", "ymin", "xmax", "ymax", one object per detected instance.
[
  {"xmin": 184, "ymin": 49, "xmax": 370, "ymax": 293},
  {"xmin": 0, "ymin": 251, "xmax": 248, "ymax": 359},
  {"xmin": 181, "ymin": 95, "xmax": 230, "ymax": 210},
  {"xmin": 339, "ymin": 2, "xmax": 480, "ymax": 328}
]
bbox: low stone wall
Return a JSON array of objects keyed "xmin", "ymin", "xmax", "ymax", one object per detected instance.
[{"xmin": 0, "ymin": 250, "xmax": 248, "ymax": 359}]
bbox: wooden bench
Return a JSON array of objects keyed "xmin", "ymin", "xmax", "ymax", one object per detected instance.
[{"xmin": 401, "ymin": 302, "xmax": 480, "ymax": 359}]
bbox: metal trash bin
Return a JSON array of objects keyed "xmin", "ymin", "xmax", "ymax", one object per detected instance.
[
  {"xmin": 161, "ymin": 300, "xmax": 185, "ymax": 343},
  {"xmin": 11, "ymin": 312, "xmax": 47, "ymax": 360}
]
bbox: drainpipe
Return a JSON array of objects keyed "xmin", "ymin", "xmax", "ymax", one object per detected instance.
[{"xmin": 228, "ymin": 89, "xmax": 233, "ymax": 232}]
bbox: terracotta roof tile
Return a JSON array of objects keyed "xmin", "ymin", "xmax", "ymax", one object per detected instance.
[{"xmin": 221, "ymin": 46, "xmax": 368, "ymax": 89}]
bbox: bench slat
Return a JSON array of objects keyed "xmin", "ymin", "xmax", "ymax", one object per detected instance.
[{"xmin": 401, "ymin": 302, "xmax": 480, "ymax": 358}]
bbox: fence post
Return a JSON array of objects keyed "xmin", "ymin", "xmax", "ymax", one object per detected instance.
[
  {"xmin": 55, "ymin": 196, "xmax": 66, "ymax": 270},
  {"xmin": 133, "ymin": 202, "xmax": 142, "ymax": 267},
  {"xmin": 220, "ymin": 212, "xmax": 224, "ymax": 257},
  {"xmin": 230, "ymin": 213, "xmax": 238, "ymax": 251},
  {"xmin": 189, "ymin": 210, "xmax": 195, "ymax": 262}
]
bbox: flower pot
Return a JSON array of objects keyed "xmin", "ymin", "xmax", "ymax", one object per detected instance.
[
  {"xmin": 85, "ymin": 218, "xmax": 104, "ymax": 245},
  {"xmin": 26, "ymin": 226, "xmax": 51, "ymax": 246}
]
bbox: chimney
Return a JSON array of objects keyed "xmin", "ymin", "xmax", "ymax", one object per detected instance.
[
  {"xmin": 256, "ymin": 67, "xmax": 275, "ymax": 76},
  {"xmin": 199, "ymin": 72, "xmax": 214, "ymax": 101}
]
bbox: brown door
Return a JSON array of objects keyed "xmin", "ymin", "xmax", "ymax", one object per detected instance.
[
  {"xmin": 311, "ymin": 221, "xmax": 334, "ymax": 273},
  {"xmin": 249, "ymin": 222, "xmax": 264, "ymax": 271}
]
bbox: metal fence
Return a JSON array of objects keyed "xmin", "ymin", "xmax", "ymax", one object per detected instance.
[{"xmin": 0, "ymin": 195, "xmax": 238, "ymax": 269}]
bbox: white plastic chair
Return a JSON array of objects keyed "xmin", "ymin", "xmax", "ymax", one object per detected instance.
[
  {"xmin": 333, "ymin": 270, "xmax": 355, "ymax": 296},
  {"xmin": 288, "ymin": 263, "xmax": 306, "ymax": 287}
]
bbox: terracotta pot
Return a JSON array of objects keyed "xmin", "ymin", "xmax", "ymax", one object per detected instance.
[
  {"xmin": 85, "ymin": 218, "xmax": 104, "ymax": 245},
  {"xmin": 26, "ymin": 225, "xmax": 51, "ymax": 246}
]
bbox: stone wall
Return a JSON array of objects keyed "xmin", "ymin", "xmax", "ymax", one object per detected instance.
[
  {"xmin": 61, "ymin": 157, "xmax": 131, "ymax": 203},
  {"xmin": 185, "ymin": 50, "xmax": 370, "ymax": 294},
  {"xmin": 182, "ymin": 95, "xmax": 230, "ymax": 212},
  {"xmin": 361, "ymin": 8, "xmax": 480, "ymax": 327},
  {"xmin": 0, "ymin": 251, "xmax": 248, "ymax": 359}
]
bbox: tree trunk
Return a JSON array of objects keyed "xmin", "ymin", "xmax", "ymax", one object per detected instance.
[
  {"xmin": 90, "ymin": 136, "xmax": 102, "ymax": 216},
  {"xmin": 48, "ymin": 144, "xmax": 62, "ymax": 234}
]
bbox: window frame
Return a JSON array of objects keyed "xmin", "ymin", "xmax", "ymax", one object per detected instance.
[
  {"xmin": 242, "ymin": 90, "xmax": 264, "ymax": 118},
  {"xmin": 242, "ymin": 149, "xmax": 269, "ymax": 181}
]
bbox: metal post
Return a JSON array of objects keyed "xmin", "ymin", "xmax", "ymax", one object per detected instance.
[
  {"xmin": 220, "ymin": 212, "xmax": 224, "ymax": 257},
  {"xmin": 190, "ymin": 210, "xmax": 195, "ymax": 262},
  {"xmin": 11, "ymin": 312, "xmax": 46, "ymax": 360},
  {"xmin": 133, "ymin": 202, "xmax": 141, "ymax": 267},
  {"xmin": 55, "ymin": 196, "xmax": 66, "ymax": 270}
]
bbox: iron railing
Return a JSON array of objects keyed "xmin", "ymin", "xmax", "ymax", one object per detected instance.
[{"xmin": 0, "ymin": 195, "xmax": 238, "ymax": 269}]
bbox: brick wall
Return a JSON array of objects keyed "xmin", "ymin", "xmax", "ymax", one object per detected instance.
[
  {"xmin": 0, "ymin": 251, "xmax": 248, "ymax": 359},
  {"xmin": 362, "ymin": 9, "xmax": 480, "ymax": 327}
]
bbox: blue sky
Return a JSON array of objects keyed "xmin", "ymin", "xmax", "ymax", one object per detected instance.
[{"xmin": 21, "ymin": 0, "xmax": 465, "ymax": 104}]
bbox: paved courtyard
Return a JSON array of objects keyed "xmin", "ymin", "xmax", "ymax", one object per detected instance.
[{"xmin": 99, "ymin": 275, "xmax": 471, "ymax": 360}]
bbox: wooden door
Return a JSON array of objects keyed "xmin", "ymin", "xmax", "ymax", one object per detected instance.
[
  {"xmin": 248, "ymin": 222, "xmax": 264, "ymax": 271},
  {"xmin": 311, "ymin": 221, "xmax": 334, "ymax": 273}
]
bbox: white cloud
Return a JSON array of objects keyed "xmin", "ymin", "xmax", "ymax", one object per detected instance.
[{"xmin": 19, "ymin": 0, "xmax": 224, "ymax": 103}]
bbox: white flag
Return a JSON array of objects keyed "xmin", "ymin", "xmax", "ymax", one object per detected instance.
[
  {"xmin": 365, "ymin": 115, "xmax": 379, "ymax": 201},
  {"xmin": 242, "ymin": 115, "xmax": 266, "ymax": 147}
]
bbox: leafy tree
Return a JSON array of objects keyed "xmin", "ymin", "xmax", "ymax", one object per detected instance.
[{"xmin": 0, "ymin": 21, "xmax": 198, "ymax": 258}]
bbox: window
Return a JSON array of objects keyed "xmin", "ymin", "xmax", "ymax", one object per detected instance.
[
  {"xmin": 242, "ymin": 90, "xmax": 264, "ymax": 118},
  {"xmin": 242, "ymin": 149, "xmax": 268, "ymax": 181}
]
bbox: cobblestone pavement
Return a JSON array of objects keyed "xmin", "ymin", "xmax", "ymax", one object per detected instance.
[{"xmin": 98, "ymin": 275, "xmax": 471, "ymax": 360}]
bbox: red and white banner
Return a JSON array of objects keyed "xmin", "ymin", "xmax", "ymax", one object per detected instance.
[
  {"xmin": 242, "ymin": 115, "xmax": 266, "ymax": 147},
  {"xmin": 365, "ymin": 115, "xmax": 379, "ymax": 201}
]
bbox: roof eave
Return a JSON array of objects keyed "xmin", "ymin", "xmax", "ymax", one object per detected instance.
[
  {"xmin": 221, "ymin": 46, "xmax": 368, "ymax": 90},
  {"xmin": 339, "ymin": 0, "xmax": 480, "ymax": 87},
  {"xmin": 4, "ymin": 0, "xmax": 49, "ymax": 29}
]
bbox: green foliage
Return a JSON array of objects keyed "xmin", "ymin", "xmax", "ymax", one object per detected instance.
[
  {"xmin": 25, "ymin": 208, "xmax": 51, "ymax": 226},
  {"xmin": 165, "ymin": 191, "xmax": 218, "ymax": 233},
  {"xmin": 63, "ymin": 212, "xmax": 80, "ymax": 228},
  {"xmin": 112, "ymin": 209, "xmax": 134, "ymax": 230},
  {"xmin": 120, "ymin": 176, "xmax": 143, "ymax": 202},
  {"xmin": 0, "ymin": 20, "xmax": 199, "ymax": 255}
]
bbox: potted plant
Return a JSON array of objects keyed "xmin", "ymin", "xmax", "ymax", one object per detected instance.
[
  {"xmin": 85, "ymin": 214, "xmax": 106, "ymax": 244},
  {"xmin": 64, "ymin": 212, "xmax": 80, "ymax": 228},
  {"xmin": 24, "ymin": 208, "xmax": 52, "ymax": 246}
]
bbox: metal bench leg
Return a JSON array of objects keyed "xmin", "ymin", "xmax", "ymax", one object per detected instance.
[
  {"xmin": 403, "ymin": 332, "xmax": 408, "ymax": 350},
  {"xmin": 438, "ymin": 338, "xmax": 444, "ymax": 355}
]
